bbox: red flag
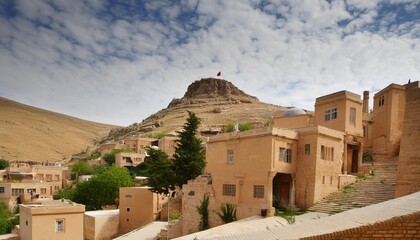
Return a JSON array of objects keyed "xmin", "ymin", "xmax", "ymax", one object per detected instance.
[{"xmin": 217, "ymin": 71, "xmax": 221, "ymax": 77}]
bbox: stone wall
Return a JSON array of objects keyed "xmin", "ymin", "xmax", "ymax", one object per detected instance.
[
  {"xmin": 181, "ymin": 176, "xmax": 222, "ymax": 236},
  {"xmin": 302, "ymin": 212, "xmax": 420, "ymax": 240},
  {"xmin": 395, "ymin": 87, "xmax": 420, "ymax": 197}
]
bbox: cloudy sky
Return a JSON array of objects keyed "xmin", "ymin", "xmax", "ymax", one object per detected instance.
[{"xmin": 0, "ymin": 0, "xmax": 419, "ymax": 126}]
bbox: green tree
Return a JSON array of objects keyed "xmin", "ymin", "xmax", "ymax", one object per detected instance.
[
  {"xmin": 71, "ymin": 161, "xmax": 92, "ymax": 181},
  {"xmin": 140, "ymin": 147, "xmax": 174, "ymax": 195},
  {"xmin": 0, "ymin": 202, "xmax": 18, "ymax": 234},
  {"xmin": 53, "ymin": 187, "xmax": 76, "ymax": 200},
  {"xmin": 172, "ymin": 111, "xmax": 206, "ymax": 188},
  {"xmin": 73, "ymin": 166, "xmax": 133, "ymax": 210},
  {"xmin": 0, "ymin": 159, "xmax": 9, "ymax": 170}
]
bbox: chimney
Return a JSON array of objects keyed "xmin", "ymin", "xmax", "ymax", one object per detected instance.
[{"xmin": 363, "ymin": 90, "xmax": 369, "ymax": 113}]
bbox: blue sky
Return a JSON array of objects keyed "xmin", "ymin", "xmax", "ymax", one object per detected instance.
[{"xmin": 0, "ymin": 0, "xmax": 419, "ymax": 126}]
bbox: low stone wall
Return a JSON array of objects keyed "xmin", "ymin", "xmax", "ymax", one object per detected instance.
[
  {"xmin": 338, "ymin": 174, "xmax": 357, "ymax": 189},
  {"xmin": 302, "ymin": 211, "xmax": 420, "ymax": 239}
]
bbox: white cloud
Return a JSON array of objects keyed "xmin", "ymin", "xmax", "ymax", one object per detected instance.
[{"xmin": 0, "ymin": 0, "xmax": 419, "ymax": 125}]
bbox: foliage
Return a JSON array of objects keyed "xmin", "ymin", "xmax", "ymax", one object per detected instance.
[
  {"xmin": 226, "ymin": 123, "xmax": 235, "ymax": 133},
  {"xmin": 342, "ymin": 183, "xmax": 354, "ymax": 193},
  {"xmin": 0, "ymin": 159, "xmax": 9, "ymax": 170},
  {"xmin": 85, "ymin": 152, "xmax": 101, "ymax": 161},
  {"xmin": 73, "ymin": 165, "xmax": 133, "ymax": 210},
  {"xmin": 139, "ymin": 147, "xmax": 174, "ymax": 195},
  {"xmin": 172, "ymin": 111, "xmax": 206, "ymax": 188},
  {"xmin": 225, "ymin": 123, "xmax": 252, "ymax": 133},
  {"xmin": 71, "ymin": 161, "xmax": 92, "ymax": 180},
  {"xmin": 272, "ymin": 195, "xmax": 281, "ymax": 209},
  {"xmin": 153, "ymin": 132, "xmax": 166, "ymax": 139},
  {"xmin": 53, "ymin": 187, "xmax": 76, "ymax": 200},
  {"xmin": 274, "ymin": 208, "xmax": 306, "ymax": 224},
  {"xmin": 170, "ymin": 209, "xmax": 182, "ymax": 221},
  {"xmin": 0, "ymin": 202, "xmax": 18, "ymax": 234},
  {"xmin": 196, "ymin": 193, "xmax": 210, "ymax": 231},
  {"xmin": 363, "ymin": 151, "xmax": 375, "ymax": 165},
  {"xmin": 216, "ymin": 203, "xmax": 237, "ymax": 224},
  {"xmin": 238, "ymin": 123, "xmax": 252, "ymax": 131}
]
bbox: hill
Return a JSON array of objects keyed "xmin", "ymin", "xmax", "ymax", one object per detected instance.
[
  {"xmin": 0, "ymin": 97, "xmax": 119, "ymax": 162},
  {"xmin": 102, "ymin": 78, "xmax": 289, "ymax": 142}
]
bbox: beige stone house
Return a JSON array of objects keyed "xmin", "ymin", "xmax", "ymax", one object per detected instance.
[
  {"xmin": 118, "ymin": 187, "xmax": 164, "ymax": 234},
  {"xmin": 19, "ymin": 199, "xmax": 85, "ymax": 240}
]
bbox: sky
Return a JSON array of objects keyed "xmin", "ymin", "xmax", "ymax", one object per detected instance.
[{"xmin": 0, "ymin": 0, "xmax": 419, "ymax": 126}]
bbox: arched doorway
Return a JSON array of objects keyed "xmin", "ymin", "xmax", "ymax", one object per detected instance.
[{"xmin": 272, "ymin": 173, "xmax": 292, "ymax": 209}]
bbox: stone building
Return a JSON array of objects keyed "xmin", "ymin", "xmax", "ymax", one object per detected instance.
[
  {"xmin": 118, "ymin": 187, "xmax": 164, "ymax": 234},
  {"xmin": 19, "ymin": 199, "xmax": 85, "ymax": 240},
  {"xmin": 179, "ymin": 81, "xmax": 420, "ymax": 236},
  {"xmin": 0, "ymin": 162, "xmax": 69, "ymax": 210}
]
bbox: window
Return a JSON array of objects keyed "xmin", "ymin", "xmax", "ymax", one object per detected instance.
[
  {"xmin": 279, "ymin": 148, "xmax": 292, "ymax": 163},
  {"xmin": 127, "ymin": 208, "xmax": 130, "ymax": 212},
  {"xmin": 40, "ymin": 188, "xmax": 47, "ymax": 194},
  {"xmin": 324, "ymin": 108, "xmax": 337, "ymax": 121},
  {"xmin": 330, "ymin": 176, "xmax": 333, "ymax": 185},
  {"xmin": 12, "ymin": 188, "xmax": 24, "ymax": 196},
  {"xmin": 321, "ymin": 145, "xmax": 334, "ymax": 161},
  {"xmin": 349, "ymin": 107, "xmax": 356, "ymax": 126},
  {"xmin": 304, "ymin": 144, "xmax": 310, "ymax": 156},
  {"xmin": 322, "ymin": 176, "xmax": 325, "ymax": 185},
  {"xmin": 253, "ymin": 185, "xmax": 264, "ymax": 198},
  {"xmin": 379, "ymin": 95, "xmax": 385, "ymax": 107},
  {"xmin": 27, "ymin": 189, "xmax": 36, "ymax": 195},
  {"xmin": 46, "ymin": 174, "xmax": 52, "ymax": 182},
  {"xmin": 0, "ymin": 187, "xmax": 4, "ymax": 194},
  {"xmin": 54, "ymin": 174, "xmax": 60, "ymax": 181},
  {"xmin": 222, "ymin": 184, "xmax": 236, "ymax": 196},
  {"xmin": 227, "ymin": 150, "xmax": 234, "ymax": 164},
  {"xmin": 55, "ymin": 219, "xmax": 64, "ymax": 232}
]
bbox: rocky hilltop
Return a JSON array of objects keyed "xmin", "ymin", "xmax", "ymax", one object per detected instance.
[
  {"xmin": 167, "ymin": 78, "xmax": 259, "ymax": 108},
  {"xmin": 102, "ymin": 78, "xmax": 285, "ymax": 142}
]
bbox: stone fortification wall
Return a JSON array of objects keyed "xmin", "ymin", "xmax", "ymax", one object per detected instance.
[{"xmin": 395, "ymin": 87, "xmax": 420, "ymax": 197}]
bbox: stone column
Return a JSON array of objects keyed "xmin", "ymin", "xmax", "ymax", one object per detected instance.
[{"xmin": 267, "ymin": 171, "xmax": 276, "ymax": 216}]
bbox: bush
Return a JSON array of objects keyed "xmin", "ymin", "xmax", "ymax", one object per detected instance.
[{"xmin": 0, "ymin": 159, "xmax": 9, "ymax": 170}]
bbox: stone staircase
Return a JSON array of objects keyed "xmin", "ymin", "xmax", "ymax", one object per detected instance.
[{"xmin": 309, "ymin": 162, "xmax": 398, "ymax": 214}]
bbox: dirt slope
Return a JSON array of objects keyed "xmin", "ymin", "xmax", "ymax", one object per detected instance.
[{"xmin": 0, "ymin": 97, "xmax": 119, "ymax": 162}]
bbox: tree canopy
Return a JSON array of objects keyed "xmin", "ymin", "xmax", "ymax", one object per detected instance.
[
  {"xmin": 72, "ymin": 165, "xmax": 133, "ymax": 210},
  {"xmin": 140, "ymin": 147, "xmax": 174, "ymax": 195}
]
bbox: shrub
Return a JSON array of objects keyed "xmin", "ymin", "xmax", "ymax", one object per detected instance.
[
  {"xmin": 196, "ymin": 194, "xmax": 210, "ymax": 231},
  {"xmin": 216, "ymin": 203, "xmax": 237, "ymax": 224}
]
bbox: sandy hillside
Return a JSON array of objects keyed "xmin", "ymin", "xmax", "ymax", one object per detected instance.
[{"xmin": 0, "ymin": 97, "xmax": 119, "ymax": 162}]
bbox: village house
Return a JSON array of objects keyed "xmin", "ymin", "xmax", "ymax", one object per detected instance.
[
  {"xmin": 19, "ymin": 199, "xmax": 85, "ymax": 240},
  {"xmin": 0, "ymin": 162, "xmax": 69, "ymax": 210},
  {"xmin": 178, "ymin": 81, "xmax": 419, "ymax": 236}
]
